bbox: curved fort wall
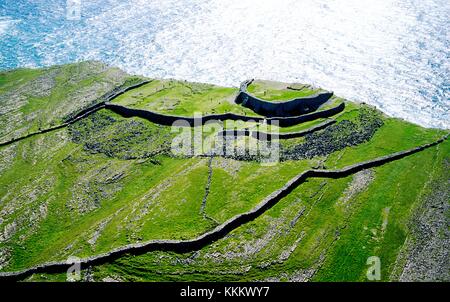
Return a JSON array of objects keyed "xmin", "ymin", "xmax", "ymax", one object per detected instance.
[
  {"xmin": 105, "ymin": 103, "xmax": 345, "ymax": 128},
  {"xmin": 235, "ymin": 79, "xmax": 334, "ymax": 117},
  {"xmin": 0, "ymin": 81, "xmax": 344, "ymax": 146}
]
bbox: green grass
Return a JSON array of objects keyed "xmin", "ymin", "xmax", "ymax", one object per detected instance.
[
  {"xmin": 0, "ymin": 68, "xmax": 44, "ymax": 93},
  {"xmin": 109, "ymin": 79, "xmax": 336, "ymax": 121},
  {"xmin": 0, "ymin": 63, "xmax": 448, "ymax": 282},
  {"xmin": 325, "ymin": 117, "xmax": 445, "ymax": 169},
  {"xmin": 87, "ymin": 139, "xmax": 448, "ymax": 282},
  {"xmin": 205, "ymin": 158, "xmax": 312, "ymax": 223},
  {"xmin": 111, "ymin": 80, "xmax": 259, "ymax": 117},
  {"xmin": 0, "ymin": 61, "xmax": 135, "ymax": 141},
  {"xmin": 313, "ymin": 139, "xmax": 449, "ymax": 281}
]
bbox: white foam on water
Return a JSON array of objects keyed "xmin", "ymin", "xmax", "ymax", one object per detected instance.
[
  {"xmin": 2, "ymin": 0, "xmax": 449, "ymax": 128},
  {"xmin": 0, "ymin": 16, "xmax": 17, "ymax": 36}
]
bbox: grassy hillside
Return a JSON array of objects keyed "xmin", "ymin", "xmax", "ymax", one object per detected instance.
[{"xmin": 0, "ymin": 62, "xmax": 448, "ymax": 282}]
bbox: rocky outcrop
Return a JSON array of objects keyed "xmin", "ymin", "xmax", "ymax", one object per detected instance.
[
  {"xmin": 281, "ymin": 109, "xmax": 384, "ymax": 160},
  {"xmin": 235, "ymin": 79, "xmax": 334, "ymax": 117},
  {"xmin": 394, "ymin": 157, "xmax": 450, "ymax": 281},
  {"xmin": 1, "ymin": 134, "xmax": 447, "ymax": 281}
]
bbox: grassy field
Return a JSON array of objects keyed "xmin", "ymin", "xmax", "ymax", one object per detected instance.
[
  {"xmin": 0, "ymin": 62, "xmax": 448, "ymax": 282},
  {"xmin": 110, "ymin": 80, "xmax": 254, "ymax": 116},
  {"xmin": 110, "ymin": 78, "xmax": 337, "ymax": 118},
  {"xmin": 247, "ymin": 80, "xmax": 322, "ymax": 101},
  {"xmin": 0, "ymin": 61, "xmax": 133, "ymax": 143}
]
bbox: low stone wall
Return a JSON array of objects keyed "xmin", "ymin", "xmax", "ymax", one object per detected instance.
[
  {"xmin": 65, "ymin": 80, "xmax": 152, "ymax": 123},
  {"xmin": 0, "ymin": 123, "xmax": 70, "ymax": 147},
  {"xmin": 105, "ymin": 104, "xmax": 266, "ymax": 126},
  {"xmin": 235, "ymin": 79, "xmax": 334, "ymax": 117},
  {"xmin": 0, "ymin": 81, "xmax": 343, "ymax": 146},
  {"xmin": 276, "ymin": 120, "xmax": 336, "ymax": 139},
  {"xmin": 0, "ymin": 80, "xmax": 152, "ymax": 148},
  {"xmin": 105, "ymin": 103, "xmax": 345, "ymax": 128},
  {"xmin": 104, "ymin": 80, "xmax": 152, "ymax": 102},
  {"xmin": 235, "ymin": 91, "xmax": 334, "ymax": 117},
  {"xmin": 102, "ymin": 78, "xmax": 343, "ymax": 127},
  {"xmin": 218, "ymin": 119, "xmax": 336, "ymax": 141},
  {"xmin": 274, "ymin": 103, "xmax": 344, "ymax": 127},
  {"xmin": 220, "ymin": 129, "xmax": 252, "ymax": 137},
  {"xmin": 1, "ymin": 134, "xmax": 447, "ymax": 281}
]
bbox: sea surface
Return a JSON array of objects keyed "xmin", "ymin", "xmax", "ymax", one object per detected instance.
[{"xmin": 0, "ymin": 0, "xmax": 449, "ymax": 128}]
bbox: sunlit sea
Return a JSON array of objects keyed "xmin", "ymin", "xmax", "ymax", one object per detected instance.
[{"xmin": 1, "ymin": 0, "xmax": 449, "ymax": 128}]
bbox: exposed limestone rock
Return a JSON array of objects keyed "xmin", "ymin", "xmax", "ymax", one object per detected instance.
[
  {"xmin": 66, "ymin": 162, "xmax": 128, "ymax": 215},
  {"xmin": 211, "ymin": 157, "xmax": 243, "ymax": 176},
  {"xmin": 87, "ymin": 218, "xmax": 112, "ymax": 247},
  {"xmin": 395, "ymin": 159, "xmax": 449, "ymax": 281},
  {"xmin": 0, "ymin": 248, "xmax": 11, "ymax": 270},
  {"xmin": 337, "ymin": 169, "xmax": 374, "ymax": 206}
]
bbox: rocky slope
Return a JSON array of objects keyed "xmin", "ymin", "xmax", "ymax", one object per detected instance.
[{"xmin": 0, "ymin": 61, "xmax": 448, "ymax": 281}]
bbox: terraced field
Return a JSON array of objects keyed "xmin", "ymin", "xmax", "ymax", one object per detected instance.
[{"xmin": 0, "ymin": 61, "xmax": 448, "ymax": 282}]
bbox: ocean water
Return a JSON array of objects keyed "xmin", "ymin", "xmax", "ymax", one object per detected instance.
[{"xmin": 0, "ymin": 0, "xmax": 449, "ymax": 128}]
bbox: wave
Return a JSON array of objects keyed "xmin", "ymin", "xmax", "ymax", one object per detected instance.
[{"xmin": 0, "ymin": 0, "xmax": 449, "ymax": 128}]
